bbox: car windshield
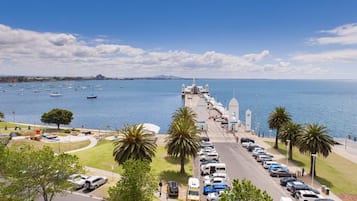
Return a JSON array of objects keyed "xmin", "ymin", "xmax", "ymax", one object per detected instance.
[{"xmin": 188, "ymin": 190, "xmax": 199, "ymax": 196}]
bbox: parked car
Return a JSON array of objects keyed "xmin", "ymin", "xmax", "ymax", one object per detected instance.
[
  {"xmin": 295, "ymin": 190, "xmax": 322, "ymax": 200},
  {"xmin": 207, "ymin": 192, "xmax": 220, "ymax": 201},
  {"xmin": 203, "ymin": 183, "xmax": 227, "ymax": 195},
  {"xmin": 270, "ymin": 168, "xmax": 294, "ymax": 177},
  {"xmin": 286, "ymin": 180, "xmax": 305, "ymax": 192},
  {"xmin": 84, "ymin": 176, "xmax": 107, "ymax": 190},
  {"xmin": 280, "ymin": 177, "xmax": 297, "ymax": 186},
  {"xmin": 167, "ymin": 181, "xmax": 179, "ymax": 198},
  {"xmin": 247, "ymin": 144, "xmax": 262, "ymax": 152},
  {"xmin": 240, "ymin": 137, "xmax": 255, "ymax": 143},
  {"xmin": 67, "ymin": 174, "xmax": 88, "ymax": 189},
  {"xmin": 263, "ymin": 160, "xmax": 278, "ymax": 169},
  {"xmin": 200, "ymin": 136, "xmax": 210, "ymax": 142}
]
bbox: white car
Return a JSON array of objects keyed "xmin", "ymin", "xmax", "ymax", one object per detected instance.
[
  {"xmin": 295, "ymin": 190, "xmax": 323, "ymax": 200},
  {"xmin": 84, "ymin": 176, "xmax": 108, "ymax": 190},
  {"xmin": 263, "ymin": 160, "xmax": 278, "ymax": 169},
  {"xmin": 204, "ymin": 177, "xmax": 226, "ymax": 186},
  {"xmin": 200, "ymin": 152, "xmax": 219, "ymax": 161},
  {"xmin": 67, "ymin": 174, "xmax": 88, "ymax": 189},
  {"xmin": 207, "ymin": 192, "xmax": 220, "ymax": 201}
]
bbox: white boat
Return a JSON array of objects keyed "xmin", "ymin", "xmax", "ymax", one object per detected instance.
[
  {"xmin": 49, "ymin": 92, "xmax": 62, "ymax": 97},
  {"xmin": 86, "ymin": 95, "xmax": 97, "ymax": 99}
]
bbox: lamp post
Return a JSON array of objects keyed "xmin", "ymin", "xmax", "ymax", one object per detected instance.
[
  {"xmin": 286, "ymin": 140, "xmax": 290, "ymax": 165},
  {"xmin": 311, "ymin": 153, "xmax": 317, "ymax": 187}
]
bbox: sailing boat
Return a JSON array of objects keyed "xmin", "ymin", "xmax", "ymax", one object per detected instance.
[{"xmin": 86, "ymin": 85, "xmax": 97, "ymax": 99}]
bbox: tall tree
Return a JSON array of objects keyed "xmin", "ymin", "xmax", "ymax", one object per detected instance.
[
  {"xmin": 297, "ymin": 123, "xmax": 334, "ymax": 176},
  {"xmin": 219, "ymin": 179, "xmax": 273, "ymax": 201},
  {"xmin": 113, "ymin": 124, "xmax": 157, "ymax": 165},
  {"xmin": 279, "ymin": 121, "xmax": 303, "ymax": 160},
  {"xmin": 268, "ymin": 106, "xmax": 291, "ymax": 149},
  {"xmin": 0, "ymin": 111, "xmax": 4, "ymax": 120},
  {"xmin": 0, "ymin": 145, "xmax": 82, "ymax": 201},
  {"xmin": 41, "ymin": 108, "xmax": 73, "ymax": 129},
  {"xmin": 107, "ymin": 159, "xmax": 156, "ymax": 201},
  {"xmin": 166, "ymin": 107, "xmax": 199, "ymax": 174}
]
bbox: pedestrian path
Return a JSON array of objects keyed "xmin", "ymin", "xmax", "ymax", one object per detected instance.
[{"xmin": 65, "ymin": 136, "xmax": 98, "ymax": 153}]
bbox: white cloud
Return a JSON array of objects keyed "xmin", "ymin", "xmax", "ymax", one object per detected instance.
[
  {"xmin": 0, "ymin": 23, "xmax": 335, "ymax": 78},
  {"xmin": 292, "ymin": 49, "xmax": 357, "ymax": 62},
  {"xmin": 311, "ymin": 23, "xmax": 357, "ymax": 45}
]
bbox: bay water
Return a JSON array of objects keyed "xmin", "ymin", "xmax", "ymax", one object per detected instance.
[{"xmin": 0, "ymin": 79, "xmax": 356, "ymax": 137}]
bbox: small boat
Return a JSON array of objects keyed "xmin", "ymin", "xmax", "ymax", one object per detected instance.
[
  {"xmin": 86, "ymin": 95, "xmax": 97, "ymax": 99},
  {"xmin": 49, "ymin": 92, "xmax": 62, "ymax": 97}
]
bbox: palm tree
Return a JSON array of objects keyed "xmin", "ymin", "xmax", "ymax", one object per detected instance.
[
  {"xmin": 166, "ymin": 107, "xmax": 200, "ymax": 174},
  {"xmin": 297, "ymin": 123, "xmax": 334, "ymax": 176},
  {"xmin": 280, "ymin": 122, "xmax": 303, "ymax": 160},
  {"xmin": 268, "ymin": 107, "xmax": 292, "ymax": 149},
  {"xmin": 172, "ymin": 106, "xmax": 196, "ymax": 122},
  {"xmin": 113, "ymin": 124, "xmax": 157, "ymax": 165}
]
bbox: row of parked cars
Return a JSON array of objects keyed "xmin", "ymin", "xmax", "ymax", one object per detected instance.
[
  {"xmin": 241, "ymin": 137, "xmax": 333, "ymax": 201},
  {"xmin": 197, "ymin": 137, "xmax": 229, "ymax": 201},
  {"xmin": 67, "ymin": 174, "xmax": 107, "ymax": 191}
]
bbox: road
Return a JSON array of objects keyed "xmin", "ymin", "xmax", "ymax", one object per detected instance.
[
  {"xmin": 195, "ymin": 142, "xmax": 291, "ymax": 201},
  {"xmin": 36, "ymin": 193, "xmax": 103, "ymax": 201}
]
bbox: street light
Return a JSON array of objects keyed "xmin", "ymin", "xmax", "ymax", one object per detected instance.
[
  {"xmin": 311, "ymin": 153, "xmax": 317, "ymax": 187},
  {"xmin": 286, "ymin": 140, "xmax": 290, "ymax": 165}
]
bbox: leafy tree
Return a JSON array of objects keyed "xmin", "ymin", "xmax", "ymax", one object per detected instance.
[
  {"xmin": 41, "ymin": 108, "xmax": 73, "ymax": 129},
  {"xmin": 297, "ymin": 123, "xmax": 334, "ymax": 176},
  {"xmin": 113, "ymin": 124, "xmax": 157, "ymax": 165},
  {"xmin": 268, "ymin": 106, "xmax": 291, "ymax": 149},
  {"xmin": 219, "ymin": 178, "xmax": 273, "ymax": 201},
  {"xmin": 166, "ymin": 107, "xmax": 200, "ymax": 174},
  {"xmin": 279, "ymin": 121, "xmax": 303, "ymax": 160},
  {"xmin": 107, "ymin": 159, "xmax": 157, "ymax": 201},
  {"xmin": 0, "ymin": 111, "xmax": 4, "ymax": 121},
  {"xmin": 0, "ymin": 145, "xmax": 82, "ymax": 201}
]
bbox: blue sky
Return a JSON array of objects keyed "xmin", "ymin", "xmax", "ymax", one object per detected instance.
[{"xmin": 1, "ymin": 0, "xmax": 357, "ymax": 79}]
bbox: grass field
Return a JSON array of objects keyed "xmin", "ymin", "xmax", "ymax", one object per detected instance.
[
  {"xmin": 266, "ymin": 141, "xmax": 357, "ymax": 194},
  {"xmin": 8, "ymin": 139, "xmax": 91, "ymax": 153},
  {"xmin": 73, "ymin": 140, "xmax": 193, "ymax": 183}
]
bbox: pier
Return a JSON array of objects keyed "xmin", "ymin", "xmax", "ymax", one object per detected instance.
[{"xmin": 184, "ymin": 92, "xmax": 342, "ymax": 201}]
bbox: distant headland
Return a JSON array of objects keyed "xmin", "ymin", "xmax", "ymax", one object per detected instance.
[{"xmin": 0, "ymin": 74, "xmax": 188, "ymax": 83}]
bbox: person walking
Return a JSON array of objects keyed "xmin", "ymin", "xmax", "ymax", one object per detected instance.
[{"xmin": 302, "ymin": 167, "xmax": 305, "ymax": 176}]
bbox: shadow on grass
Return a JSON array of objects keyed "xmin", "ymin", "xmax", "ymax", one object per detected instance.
[
  {"xmin": 291, "ymin": 159, "xmax": 306, "ymax": 167},
  {"xmin": 159, "ymin": 170, "xmax": 192, "ymax": 185},
  {"xmin": 315, "ymin": 175, "xmax": 334, "ymax": 188},
  {"xmin": 164, "ymin": 156, "xmax": 190, "ymax": 165}
]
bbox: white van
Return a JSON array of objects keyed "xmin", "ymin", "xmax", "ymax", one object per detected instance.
[
  {"xmin": 201, "ymin": 163, "xmax": 226, "ymax": 175},
  {"xmin": 187, "ymin": 177, "xmax": 200, "ymax": 201}
]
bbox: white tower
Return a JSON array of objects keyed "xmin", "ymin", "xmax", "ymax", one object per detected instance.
[
  {"xmin": 228, "ymin": 98, "xmax": 239, "ymax": 132},
  {"xmin": 245, "ymin": 109, "xmax": 252, "ymax": 132}
]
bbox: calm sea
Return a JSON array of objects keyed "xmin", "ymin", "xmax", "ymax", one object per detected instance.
[{"xmin": 0, "ymin": 79, "xmax": 356, "ymax": 137}]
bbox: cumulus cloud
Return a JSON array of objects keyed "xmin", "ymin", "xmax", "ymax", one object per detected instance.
[
  {"xmin": 0, "ymin": 23, "xmax": 321, "ymax": 78},
  {"xmin": 310, "ymin": 23, "xmax": 357, "ymax": 45}
]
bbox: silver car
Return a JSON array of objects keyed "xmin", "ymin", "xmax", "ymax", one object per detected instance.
[{"xmin": 84, "ymin": 176, "xmax": 108, "ymax": 190}]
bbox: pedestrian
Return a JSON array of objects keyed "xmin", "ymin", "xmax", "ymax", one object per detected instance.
[
  {"xmin": 235, "ymin": 135, "xmax": 239, "ymax": 143},
  {"xmin": 159, "ymin": 180, "xmax": 163, "ymax": 197},
  {"xmin": 302, "ymin": 167, "xmax": 305, "ymax": 176}
]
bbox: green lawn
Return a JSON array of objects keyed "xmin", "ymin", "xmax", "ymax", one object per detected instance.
[
  {"xmin": 266, "ymin": 141, "xmax": 357, "ymax": 194},
  {"xmin": 9, "ymin": 139, "xmax": 91, "ymax": 153},
  {"xmin": 73, "ymin": 140, "xmax": 193, "ymax": 184}
]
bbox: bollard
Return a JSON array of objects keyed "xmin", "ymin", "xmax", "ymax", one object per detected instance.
[{"xmin": 321, "ymin": 185, "xmax": 326, "ymax": 193}]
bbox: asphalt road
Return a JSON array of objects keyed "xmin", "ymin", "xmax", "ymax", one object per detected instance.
[
  {"xmin": 35, "ymin": 192, "xmax": 103, "ymax": 201},
  {"xmin": 195, "ymin": 142, "xmax": 293, "ymax": 201}
]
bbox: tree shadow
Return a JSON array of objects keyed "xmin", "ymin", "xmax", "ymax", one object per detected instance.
[
  {"xmin": 159, "ymin": 170, "xmax": 192, "ymax": 185},
  {"xmin": 164, "ymin": 156, "xmax": 190, "ymax": 165},
  {"xmin": 316, "ymin": 176, "xmax": 334, "ymax": 188},
  {"xmin": 291, "ymin": 159, "xmax": 306, "ymax": 167}
]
